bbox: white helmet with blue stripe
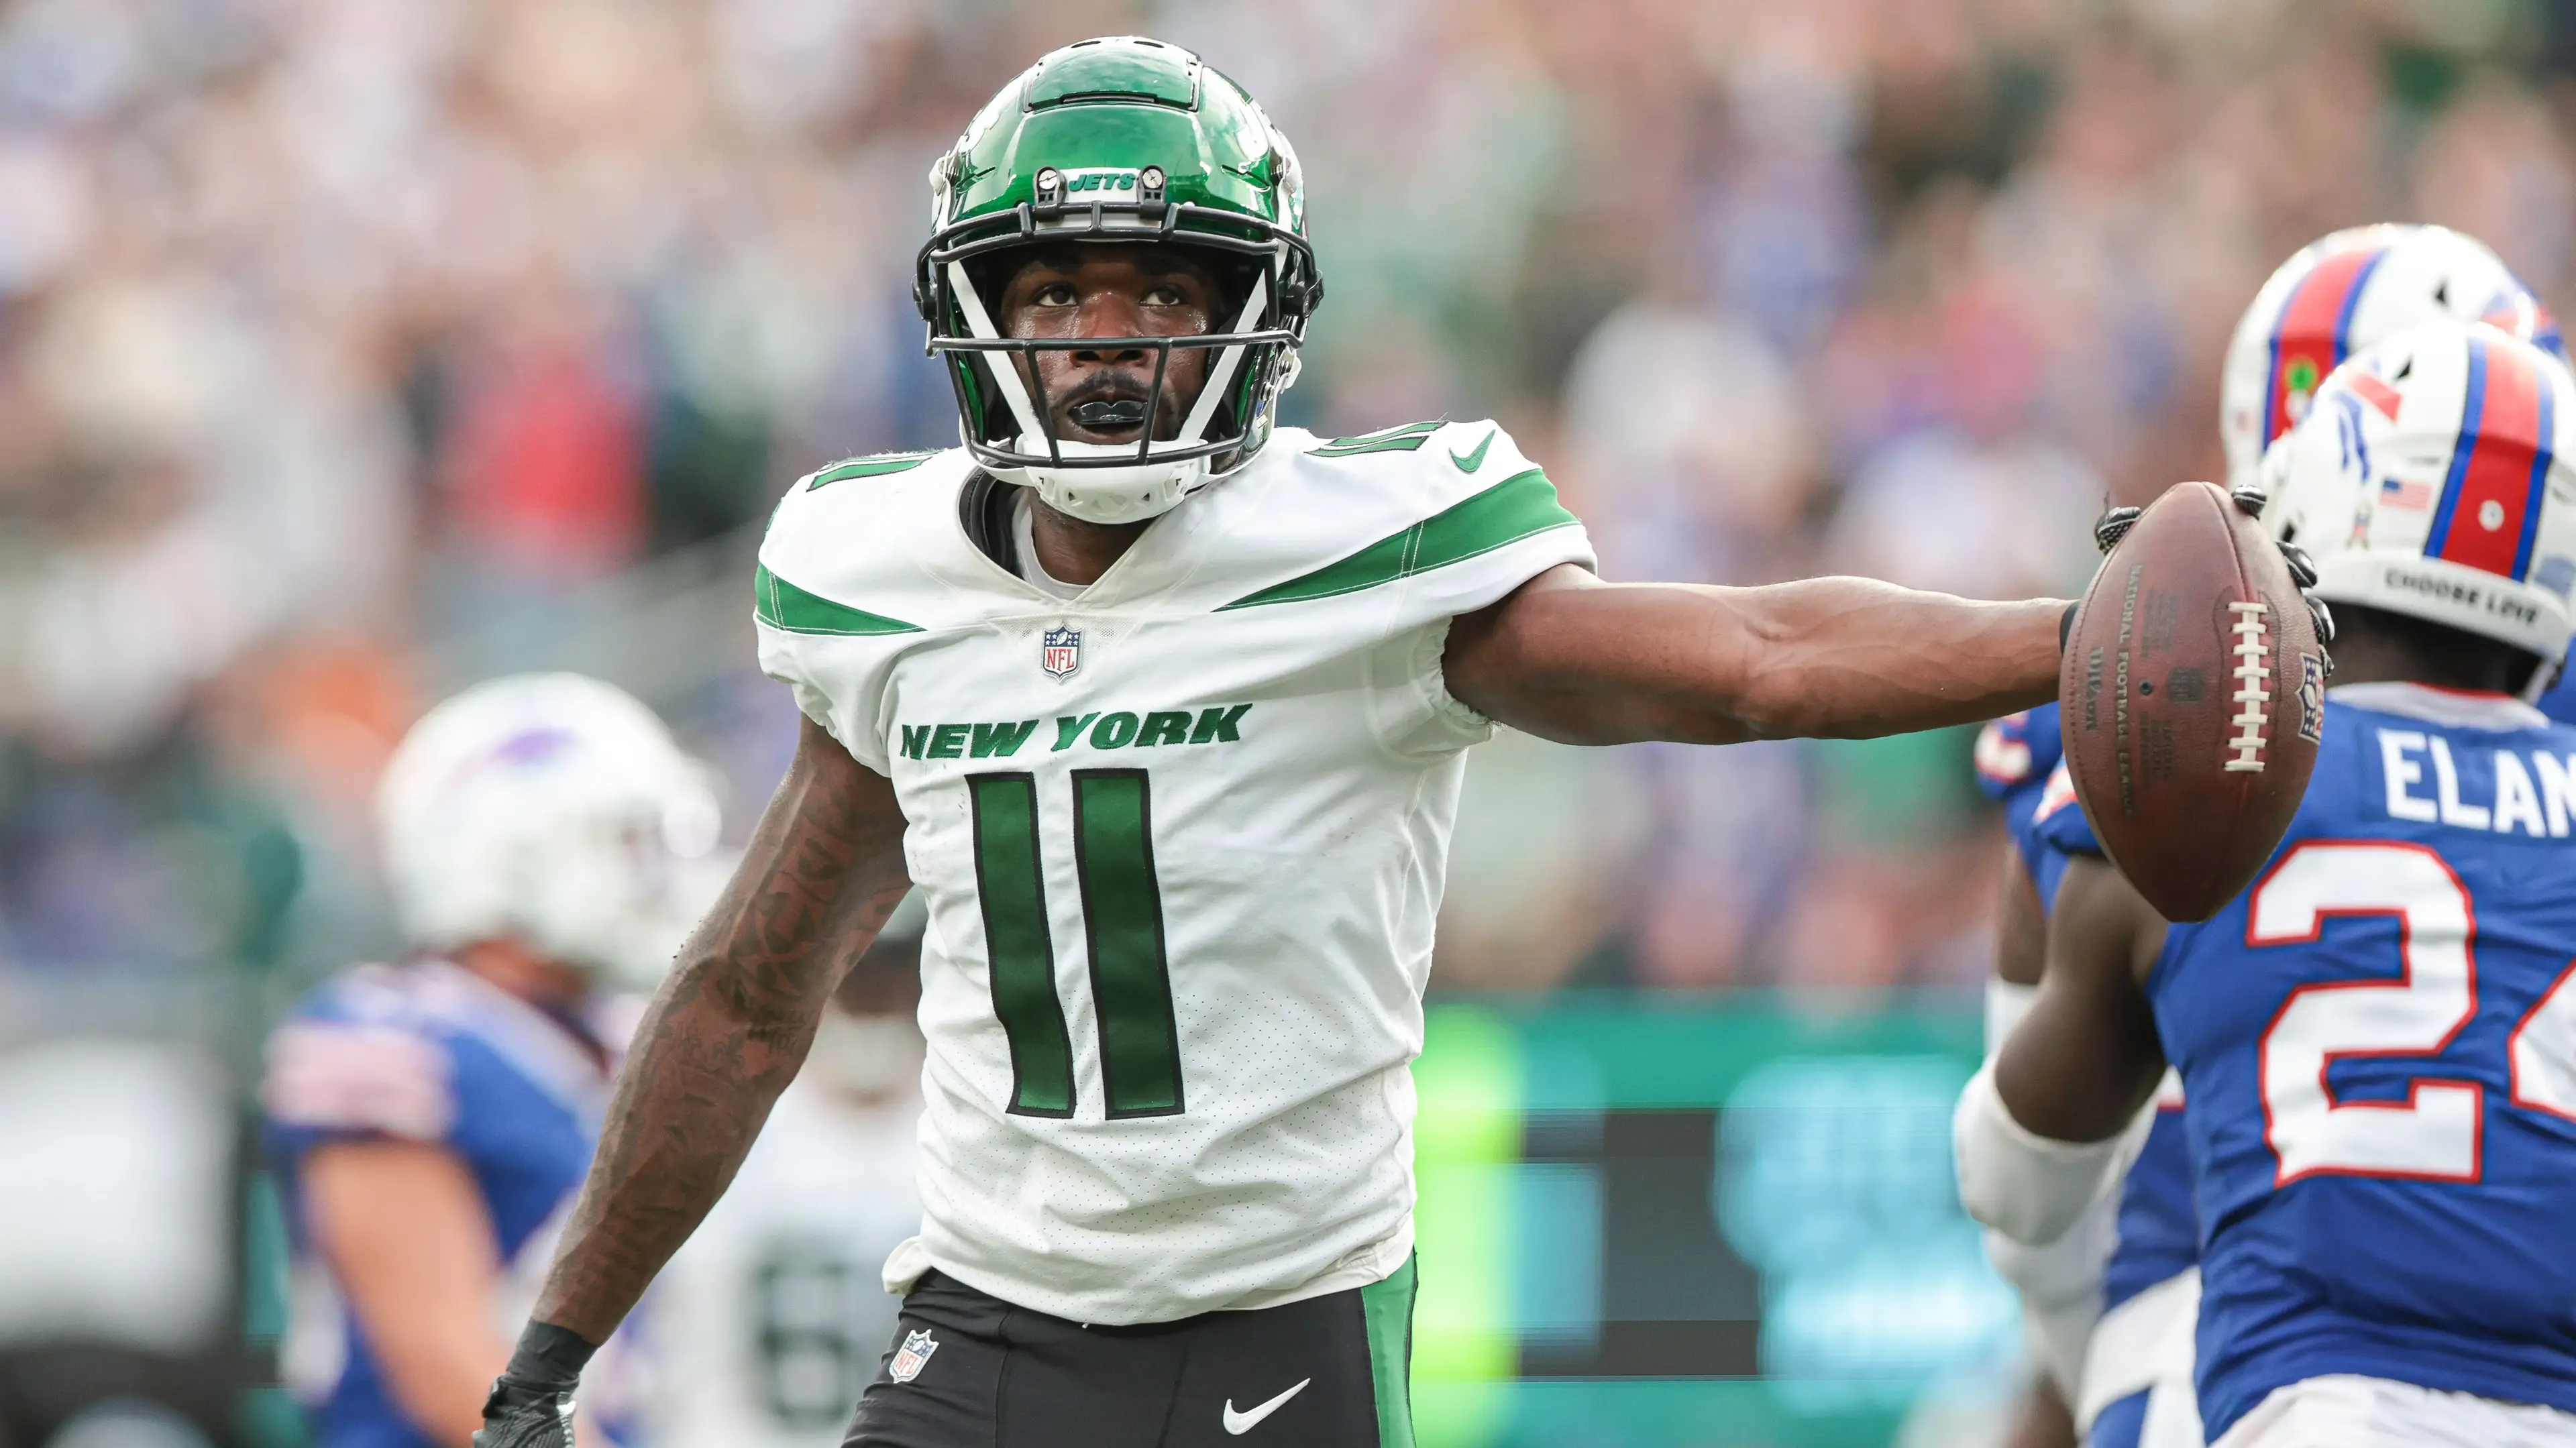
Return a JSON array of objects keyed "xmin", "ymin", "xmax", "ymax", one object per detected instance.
[
  {"xmin": 2264, "ymin": 321, "xmax": 2576, "ymax": 671},
  {"xmin": 2222, "ymin": 224, "xmax": 2564, "ymax": 490}
]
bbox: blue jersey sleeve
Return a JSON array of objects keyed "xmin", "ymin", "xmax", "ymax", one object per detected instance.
[
  {"xmin": 260, "ymin": 970, "xmax": 462, "ymax": 1162},
  {"xmin": 2540, "ymin": 669, "xmax": 2576, "ymax": 727},
  {"xmin": 1974, "ymin": 703, "xmax": 2063, "ymax": 803},
  {"xmin": 1982, "ymin": 704, "xmax": 2072, "ymax": 893},
  {"xmin": 2026, "ymin": 759, "xmax": 2102, "ymax": 859}
]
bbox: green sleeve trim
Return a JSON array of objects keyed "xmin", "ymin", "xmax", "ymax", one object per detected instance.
[
  {"xmin": 1218, "ymin": 467, "xmax": 1579, "ymax": 610},
  {"xmin": 754, "ymin": 564, "xmax": 925, "ymax": 636},
  {"xmin": 1308, "ymin": 419, "xmax": 1443, "ymax": 457},
  {"xmin": 808, "ymin": 451, "xmax": 938, "ymax": 489},
  {"xmin": 1360, "ymin": 1256, "xmax": 1417, "ymax": 1448}
]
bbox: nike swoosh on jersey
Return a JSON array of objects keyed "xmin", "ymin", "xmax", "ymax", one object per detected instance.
[
  {"xmin": 1222, "ymin": 1378, "xmax": 1311, "ymax": 1435},
  {"xmin": 1449, "ymin": 429, "xmax": 1495, "ymax": 474}
]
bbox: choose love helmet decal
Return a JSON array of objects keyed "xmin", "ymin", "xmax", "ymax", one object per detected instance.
[
  {"xmin": 914, "ymin": 36, "xmax": 1322, "ymax": 525},
  {"xmin": 2265, "ymin": 321, "xmax": 2576, "ymax": 668},
  {"xmin": 2221, "ymin": 223, "xmax": 2564, "ymax": 489}
]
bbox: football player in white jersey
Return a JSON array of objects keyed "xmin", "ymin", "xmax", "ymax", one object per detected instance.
[{"xmin": 475, "ymin": 36, "xmax": 2311, "ymax": 1448}]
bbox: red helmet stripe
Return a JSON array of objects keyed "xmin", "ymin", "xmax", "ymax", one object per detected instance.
[
  {"xmin": 2430, "ymin": 337, "xmax": 2549, "ymax": 579},
  {"xmin": 2264, "ymin": 245, "xmax": 2388, "ymax": 446}
]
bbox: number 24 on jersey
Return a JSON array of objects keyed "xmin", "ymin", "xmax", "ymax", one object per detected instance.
[{"xmin": 2257, "ymin": 840, "xmax": 2576, "ymax": 1184}]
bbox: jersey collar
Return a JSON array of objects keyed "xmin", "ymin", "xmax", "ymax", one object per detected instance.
[
  {"xmin": 2326, "ymin": 681, "xmax": 2551, "ymax": 733},
  {"xmin": 943, "ymin": 445, "xmax": 1282, "ymax": 613}
]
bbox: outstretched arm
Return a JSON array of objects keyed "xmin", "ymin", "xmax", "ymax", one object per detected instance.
[
  {"xmin": 1444, "ymin": 565, "xmax": 2065, "ymax": 746},
  {"xmin": 530, "ymin": 716, "xmax": 911, "ymax": 1342}
]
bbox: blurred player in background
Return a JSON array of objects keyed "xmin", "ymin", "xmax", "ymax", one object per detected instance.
[
  {"xmin": 647, "ymin": 896, "xmax": 924, "ymax": 1448},
  {"xmin": 262, "ymin": 675, "xmax": 721, "ymax": 1448},
  {"xmin": 1970, "ymin": 223, "xmax": 2567, "ymax": 1448},
  {"xmin": 1963, "ymin": 320, "xmax": 2576, "ymax": 1446}
]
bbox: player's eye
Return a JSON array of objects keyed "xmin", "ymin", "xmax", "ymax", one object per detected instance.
[
  {"xmin": 1142, "ymin": 284, "xmax": 1185, "ymax": 307},
  {"xmin": 1033, "ymin": 282, "xmax": 1077, "ymax": 307}
]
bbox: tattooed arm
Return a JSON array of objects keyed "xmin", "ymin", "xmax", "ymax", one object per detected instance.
[
  {"xmin": 531, "ymin": 716, "xmax": 911, "ymax": 1342},
  {"xmin": 1447, "ymin": 565, "xmax": 2063, "ymax": 746}
]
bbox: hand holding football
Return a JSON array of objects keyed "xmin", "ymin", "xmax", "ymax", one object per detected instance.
[{"xmin": 2059, "ymin": 481, "xmax": 2326, "ymax": 922}]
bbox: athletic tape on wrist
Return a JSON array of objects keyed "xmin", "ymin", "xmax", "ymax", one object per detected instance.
[
  {"xmin": 1953, "ymin": 1064, "xmax": 2126, "ymax": 1247},
  {"xmin": 504, "ymin": 1321, "xmax": 598, "ymax": 1389}
]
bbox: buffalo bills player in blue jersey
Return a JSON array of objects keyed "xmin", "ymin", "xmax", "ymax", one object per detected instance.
[
  {"xmin": 1978, "ymin": 706, "xmax": 2202, "ymax": 1448},
  {"xmin": 1960, "ymin": 321, "xmax": 2576, "ymax": 1447},
  {"xmin": 263, "ymin": 676, "xmax": 720, "ymax": 1448},
  {"xmin": 2539, "ymin": 668, "xmax": 2576, "ymax": 726},
  {"xmin": 1970, "ymin": 220, "xmax": 2565, "ymax": 1448}
]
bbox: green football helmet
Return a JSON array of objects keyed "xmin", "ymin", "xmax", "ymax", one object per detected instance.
[{"xmin": 914, "ymin": 36, "xmax": 1323, "ymax": 524}]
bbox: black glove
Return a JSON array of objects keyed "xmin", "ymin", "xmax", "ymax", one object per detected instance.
[
  {"xmin": 2082, "ymin": 491, "xmax": 2337, "ymax": 665},
  {"xmin": 475, "ymin": 1323, "xmax": 596, "ymax": 1448},
  {"xmin": 2093, "ymin": 504, "xmax": 2143, "ymax": 555},
  {"xmin": 2224, "ymin": 484, "xmax": 2337, "ymax": 663},
  {"xmin": 476, "ymin": 1377, "xmax": 576, "ymax": 1448}
]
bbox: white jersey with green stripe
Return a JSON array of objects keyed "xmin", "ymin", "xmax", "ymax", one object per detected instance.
[{"xmin": 753, "ymin": 419, "xmax": 1593, "ymax": 1325}]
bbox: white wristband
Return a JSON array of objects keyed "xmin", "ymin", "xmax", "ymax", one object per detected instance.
[
  {"xmin": 1985, "ymin": 977, "xmax": 2039, "ymax": 1059},
  {"xmin": 1953, "ymin": 1062, "xmax": 2127, "ymax": 1246}
]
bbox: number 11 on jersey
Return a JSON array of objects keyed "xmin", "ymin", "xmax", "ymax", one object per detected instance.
[{"xmin": 967, "ymin": 771, "xmax": 1184, "ymax": 1119}]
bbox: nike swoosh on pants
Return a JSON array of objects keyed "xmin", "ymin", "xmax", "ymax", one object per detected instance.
[{"xmin": 1221, "ymin": 1378, "xmax": 1311, "ymax": 1435}]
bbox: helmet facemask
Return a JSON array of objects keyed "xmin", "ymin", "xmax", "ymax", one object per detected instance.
[
  {"xmin": 914, "ymin": 37, "xmax": 1323, "ymax": 527},
  {"xmin": 920, "ymin": 178, "xmax": 1317, "ymax": 525}
]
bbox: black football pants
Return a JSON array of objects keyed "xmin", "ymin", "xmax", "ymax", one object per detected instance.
[{"xmin": 842, "ymin": 1259, "xmax": 1417, "ymax": 1447}]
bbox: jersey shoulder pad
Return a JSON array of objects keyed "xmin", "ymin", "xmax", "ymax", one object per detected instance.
[
  {"xmin": 2027, "ymin": 760, "xmax": 2100, "ymax": 856},
  {"xmin": 756, "ymin": 449, "xmax": 975, "ymax": 640},
  {"xmin": 1213, "ymin": 421, "xmax": 1591, "ymax": 613},
  {"xmin": 1293, "ymin": 418, "xmax": 1546, "ymax": 506},
  {"xmin": 756, "ymin": 449, "xmax": 979, "ymax": 774},
  {"xmin": 261, "ymin": 965, "xmax": 458, "ymax": 1143},
  {"xmin": 1974, "ymin": 704, "xmax": 2063, "ymax": 801}
]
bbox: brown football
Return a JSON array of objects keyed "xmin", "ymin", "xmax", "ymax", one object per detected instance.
[{"xmin": 2058, "ymin": 480, "xmax": 2326, "ymax": 922}]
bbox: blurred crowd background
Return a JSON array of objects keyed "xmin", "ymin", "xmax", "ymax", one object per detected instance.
[
  {"xmin": 3, "ymin": 0, "xmax": 2573, "ymax": 1007},
  {"xmin": 6, "ymin": 2, "xmax": 2575, "ymax": 1445}
]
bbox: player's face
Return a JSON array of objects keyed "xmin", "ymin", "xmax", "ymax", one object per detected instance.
[{"xmin": 994, "ymin": 245, "xmax": 1219, "ymax": 448}]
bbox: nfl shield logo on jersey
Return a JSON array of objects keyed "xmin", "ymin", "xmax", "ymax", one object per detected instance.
[
  {"xmin": 1041, "ymin": 625, "xmax": 1081, "ymax": 679},
  {"xmin": 890, "ymin": 1328, "xmax": 938, "ymax": 1383}
]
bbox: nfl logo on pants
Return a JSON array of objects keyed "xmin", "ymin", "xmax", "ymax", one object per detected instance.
[
  {"xmin": 890, "ymin": 1329, "xmax": 938, "ymax": 1384},
  {"xmin": 1042, "ymin": 625, "xmax": 1081, "ymax": 679}
]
